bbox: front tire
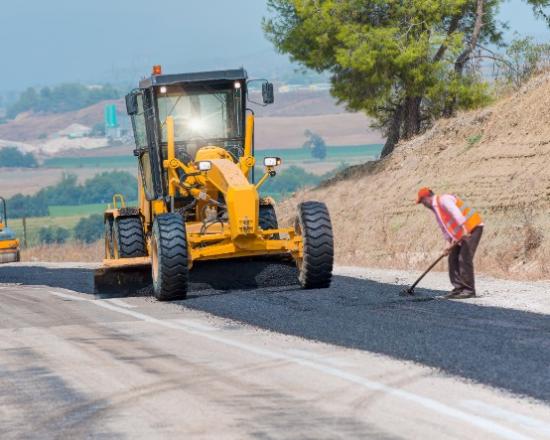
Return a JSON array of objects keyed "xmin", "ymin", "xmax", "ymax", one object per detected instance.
[
  {"xmin": 295, "ymin": 201, "xmax": 334, "ymax": 289},
  {"xmin": 151, "ymin": 213, "xmax": 189, "ymax": 301},
  {"xmin": 113, "ymin": 216, "xmax": 146, "ymax": 258}
]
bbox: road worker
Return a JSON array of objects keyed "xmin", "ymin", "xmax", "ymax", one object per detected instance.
[{"xmin": 416, "ymin": 188, "xmax": 484, "ymax": 299}]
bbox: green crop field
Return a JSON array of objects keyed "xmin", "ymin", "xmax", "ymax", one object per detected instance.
[
  {"xmin": 9, "ymin": 202, "xmax": 136, "ymax": 246},
  {"xmin": 259, "ymin": 144, "xmax": 383, "ymax": 162},
  {"xmin": 43, "ymin": 156, "xmax": 136, "ymax": 169},
  {"xmin": 42, "ymin": 144, "xmax": 383, "ymax": 170},
  {"xmin": 48, "ymin": 202, "xmax": 137, "ymax": 217}
]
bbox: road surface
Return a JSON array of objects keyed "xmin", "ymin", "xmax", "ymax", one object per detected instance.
[{"xmin": 1, "ymin": 263, "xmax": 549, "ymax": 439}]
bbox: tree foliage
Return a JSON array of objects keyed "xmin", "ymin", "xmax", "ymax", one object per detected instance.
[
  {"xmin": 74, "ymin": 214, "xmax": 104, "ymax": 243},
  {"xmin": 7, "ymin": 83, "xmax": 122, "ymax": 119},
  {"xmin": 264, "ymin": 0, "xmax": 550, "ymax": 156},
  {"xmin": 38, "ymin": 226, "xmax": 70, "ymax": 244},
  {"xmin": 495, "ymin": 37, "xmax": 550, "ymax": 88},
  {"xmin": 6, "ymin": 171, "xmax": 137, "ymax": 218},
  {"xmin": 302, "ymin": 129, "xmax": 327, "ymax": 159},
  {"xmin": 0, "ymin": 147, "xmax": 38, "ymax": 168}
]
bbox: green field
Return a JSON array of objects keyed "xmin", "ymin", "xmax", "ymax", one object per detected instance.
[
  {"xmin": 43, "ymin": 155, "xmax": 136, "ymax": 169},
  {"xmin": 9, "ymin": 202, "xmax": 137, "ymax": 246},
  {"xmin": 10, "ymin": 215, "xmax": 84, "ymax": 247},
  {"xmin": 43, "ymin": 144, "xmax": 383, "ymax": 169}
]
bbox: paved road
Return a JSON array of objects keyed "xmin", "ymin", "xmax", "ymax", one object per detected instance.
[{"xmin": 1, "ymin": 264, "xmax": 550, "ymax": 439}]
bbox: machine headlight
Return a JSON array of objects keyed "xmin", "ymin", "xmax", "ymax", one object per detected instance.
[
  {"xmin": 264, "ymin": 157, "xmax": 281, "ymax": 167},
  {"xmin": 198, "ymin": 161, "xmax": 212, "ymax": 171},
  {"xmin": 189, "ymin": 118, "xmax": 205, "ymax": 132}
]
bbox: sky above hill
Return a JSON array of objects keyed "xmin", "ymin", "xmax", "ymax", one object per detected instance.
[{"xmin": 0, "ymin": 0, "xmax": 548, "ymax": 92}]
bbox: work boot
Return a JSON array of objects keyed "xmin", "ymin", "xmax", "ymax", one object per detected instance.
[
  {"xmin": 443, "ymin": 291, "xmax": 459, "ymax": 299},
  {"xmin": 443, "ymin": 288, "xmax": 461, "ymax": 299},
  {"xmin": 450, "ymin": 291, "xmax": 476, "ymax": 299}
]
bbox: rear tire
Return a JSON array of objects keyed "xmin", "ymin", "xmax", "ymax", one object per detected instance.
[
  {"xmin": 104, "ymin": 218, "xmax": 114, "ymax": 259},
  {"xmin": 259, "ymin": 204, "xmax": 279, "ymax": 239},
  {"xmin": 151, "ymin": 213, "xmax": 188, "ymax": 301},
  {"xmin": 295, "ymin": 201, "xmax": 334, "ymax": 289},
  {"xmin": 113, "ymin": 216, "xmax": 146, "ymax": 258}
]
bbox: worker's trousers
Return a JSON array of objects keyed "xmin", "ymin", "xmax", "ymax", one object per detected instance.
[{"xmin": 448, "ymin": 226, "xmax": 483, "ymax": 294}]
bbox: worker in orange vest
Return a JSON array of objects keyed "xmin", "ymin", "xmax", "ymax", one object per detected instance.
[{"xmin": 417, "ymin": 188, "xmax": 484, "ymax": 299}]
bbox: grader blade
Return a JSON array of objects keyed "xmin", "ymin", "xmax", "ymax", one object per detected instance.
[
  {"xmin": 94, "ymin": 258, "xmax": 151, "ymax": 296},
  {"xmin": 94, "ymin": 256, "xmax": 299, "ymax": 296}
]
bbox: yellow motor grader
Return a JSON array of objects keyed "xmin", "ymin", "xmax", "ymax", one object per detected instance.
[
  {"xmin": 0, "ymin": 197, "xmax": 20, "ymax": 264},
  {"xmin": 101, "ymin": 67, "xmax": 333, "ymax": 300}
]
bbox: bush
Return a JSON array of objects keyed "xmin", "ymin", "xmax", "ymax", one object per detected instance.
[
  {"xmin": 38, "ymin": 226, "xmax": 70, "ymax": 244},
  {"xmin": 0, "ymin": 147, "xmax": 38, "ymax": 168},
  {"xmin": 302, "ymin": 130, "xmax": 327, "ymax": 160},
  {"xmin": 6, "ymin": 193, "xmax": 48, "ymax": 218},
  {"xmin": 6, "ymin": 171, "xmax": 137, "ymax": 218},
  {"xmin": 74, "ymin": 214, "xmax": 104, "ymax": 243},
  {"xmin": 7, "ymin": 83, "xmax": 123, "ymax": 119}
]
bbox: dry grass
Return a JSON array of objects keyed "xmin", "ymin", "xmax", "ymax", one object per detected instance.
[{"xmin": 21, "ymin": 241, "xmax": 103, "ymax": 263}]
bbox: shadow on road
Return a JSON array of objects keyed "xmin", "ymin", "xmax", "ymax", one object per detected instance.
[{"xmin": 1, "ymin": 264, "xmax": 549, "ymax": 403}]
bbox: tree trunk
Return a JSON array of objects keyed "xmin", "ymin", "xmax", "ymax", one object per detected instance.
[
  {"xmin": 380, "ymin": 104, "xmax": 403, "ymax": 157},
  {"xmin": 444, "ymin": 0, "xmax": 485, "ymax": 117},
  {"xmin": 402, "ymin": 96, "xmax": 422, "ymax": 139}
]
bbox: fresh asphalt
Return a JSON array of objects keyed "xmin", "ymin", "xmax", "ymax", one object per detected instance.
[{"xmin": 1, "ymin": 262, "xmax": 549, "ymax": 403}]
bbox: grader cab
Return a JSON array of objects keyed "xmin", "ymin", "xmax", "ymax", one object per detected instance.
[
  {"xmin": 101, "ymin": 67, "xmax": 333, "ymax": 300},
  {"xmin": 0, "ymin": 197, "xmax": 20, "ymax": 264}
]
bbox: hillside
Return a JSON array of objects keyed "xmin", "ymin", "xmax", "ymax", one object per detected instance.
[
  {"xmin": 279, "ymin": 73, "xmax": 550, "ymax": 280},
  {"xmin": 0, "ymin": 90, "xmax": 382, "ymax": 153}
]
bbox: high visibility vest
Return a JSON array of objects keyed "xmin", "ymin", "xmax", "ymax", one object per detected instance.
[{"xmin": 434, "ymin": 195, "xmax": 482, "ymax": 241}]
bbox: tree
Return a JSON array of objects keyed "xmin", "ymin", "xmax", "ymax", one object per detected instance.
[
  {"xmin": 6, "ymin": 193, "xmax": 48, "ymax": 218},
  {"xmin": 0, "ymin": 147, "xmax": 38, "ymax": 168},
  {"xmin": 74, "ymin": 214, "xmax": 104, "ymax": 243},
  {"xmin": 38, "ymin": 226, "xmax": 70, "ymax": 244},
  {"xmin": 495, "ymin": 37, "xmax": 550, "ymax": 88},
  {"xmin": 263, "ymin": 0, "xmax": 548, "ymax": 156},
  {"xmin": 7, "ymin": 83, "xmax": 122, "ymax": 119},
  {"xmin": 302, "ymin": 129, "xmax": 327, "ymax": 160}
]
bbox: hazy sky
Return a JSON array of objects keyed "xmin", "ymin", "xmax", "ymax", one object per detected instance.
[{"xmin": 0, "ymin": 0, "xmax": 548, "ymax": 91}]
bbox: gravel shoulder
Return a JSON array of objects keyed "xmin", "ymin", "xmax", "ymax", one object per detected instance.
[{"xmin": 335, "ymin": 266, "xmax": 550, "ymax": 315}]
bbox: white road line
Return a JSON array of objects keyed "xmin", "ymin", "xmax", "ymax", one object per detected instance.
[
  {"xmin": 104, "ymin": 298, "xmax": 137, "ymax": 309},
  {"xmin": 462, "ymin": 400, "xmax": 550, "ymax": 436},
  {"xmin": 46, "ymin": 290, "xmax": 534, "ymax": 440},
  {"xmin": 175, "ymin": 319, "xmax": 217, "ymax": 332},
  {"xmin": 48, "ymin": 291, "xmax": 89, "ymax": 301}
]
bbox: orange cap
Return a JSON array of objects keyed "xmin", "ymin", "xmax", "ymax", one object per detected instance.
[{"xmin": 416, "ymin": 187, "xmax": 433, "ymax": 204}]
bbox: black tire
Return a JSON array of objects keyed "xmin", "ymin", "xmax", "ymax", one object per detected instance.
[
  {"xmin": 151, "ymin": 213, "xmax": 189, "ymax": 301},
  {"xmin": 295, "ymin": 201, "xmax": 334, "ymax": 289},
  {"xmin": 113, "ymin": 216, "xmax": 146, "ymax": 258},
  {"xmin": 104, "ymin": 218, "xmax": 114, "ymax": 259},
  {"xmin": 259, "ymin": 204, "xmax": 279, "ymax": 239}
]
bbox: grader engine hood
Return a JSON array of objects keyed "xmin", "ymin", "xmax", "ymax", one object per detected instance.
[{"xmin": 200, "ymin": 155, "xmax": 259, "ymax": 240}]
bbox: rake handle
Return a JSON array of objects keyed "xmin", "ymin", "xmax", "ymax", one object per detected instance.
[{"xmin": 408, "ymin": 253, "xmax": 447, "ymax": 292}]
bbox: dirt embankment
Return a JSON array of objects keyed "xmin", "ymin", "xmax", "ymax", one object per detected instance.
[{"xmin": 279, "ymin": 73, "xmax": 550, "ymax": 280}]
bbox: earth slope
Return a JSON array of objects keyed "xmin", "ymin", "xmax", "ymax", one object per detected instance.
[{"xmin": 280, "ymin": 73, "xmax": 550, "ymax": 280}]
